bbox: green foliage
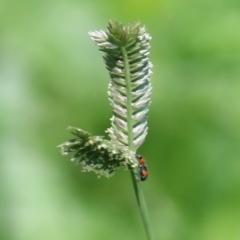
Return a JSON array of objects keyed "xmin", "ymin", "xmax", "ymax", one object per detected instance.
[{"xmin": 1, "ymin": 1, "xmax": 240, "ymax": 240}]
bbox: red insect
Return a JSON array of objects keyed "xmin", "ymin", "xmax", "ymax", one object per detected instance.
[{"xmin": 136, "ymin": 154, "xmax": 148, "ymax": 181}]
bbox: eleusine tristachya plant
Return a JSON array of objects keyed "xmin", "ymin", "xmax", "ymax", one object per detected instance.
[{"xmin": 58, "ymin": 20, "xmax": 155, "ymax": 240}]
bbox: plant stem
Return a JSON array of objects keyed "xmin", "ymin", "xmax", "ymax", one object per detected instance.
[
  {"xmin": 130, "ymin": 171, "xmax": 156, "ymax": 240},
  {"xmin": 121, "ymin": 46, "xmax": 155, "ymax": 240}
]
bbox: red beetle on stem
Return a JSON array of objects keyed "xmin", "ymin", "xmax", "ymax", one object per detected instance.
[{"xmin": 136, "ymin": 154, "xmax": 148, "ymax": 181}]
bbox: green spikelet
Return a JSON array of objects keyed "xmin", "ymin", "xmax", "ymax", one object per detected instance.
[{"xmin": 58, "ymin": 127, "xmax": 137, "ymax": 178}]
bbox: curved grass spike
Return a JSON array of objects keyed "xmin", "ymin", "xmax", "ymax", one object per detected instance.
[{"xmin": 89, "ymin": 20, "xmax": 152, "ymax": 150}]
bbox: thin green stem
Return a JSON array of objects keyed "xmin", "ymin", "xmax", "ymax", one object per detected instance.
[
  {"xmin": 121, "ymin": 46, "xmax": 155, "ymax": 240},
  {"xmin": 130, "ymin": 170, "xmax": 155, "ymax": 240}
]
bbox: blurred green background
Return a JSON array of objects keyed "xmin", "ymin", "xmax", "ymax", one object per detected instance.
[{"xmin": 1, "ymin": 0, "xmax": 240, "ymax": 239}]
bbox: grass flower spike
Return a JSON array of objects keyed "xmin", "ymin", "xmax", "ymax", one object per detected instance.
[{"xmin": 89, "ymin": 20, "xmax": 152, "ymax": 150}]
